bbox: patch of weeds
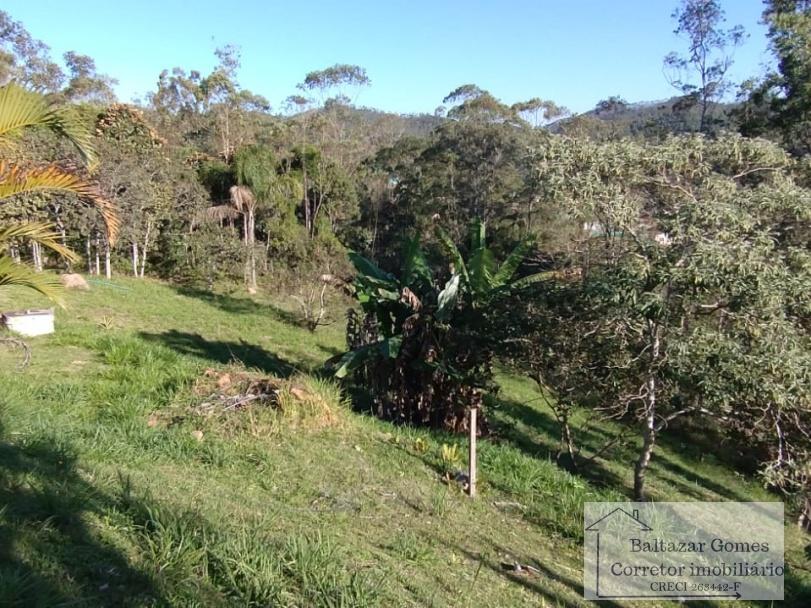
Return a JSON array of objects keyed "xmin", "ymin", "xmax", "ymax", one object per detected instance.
[
  {"xmin": 386, "ymin": 530, "xmax": 436, "ymax": 565},
  {"xmin": 119, "ymin": 486, "xmax": 384, "ymax": 607},
  {"xmin": 429, "ymin": 486, "xmax": 451, "ymax": 518}
]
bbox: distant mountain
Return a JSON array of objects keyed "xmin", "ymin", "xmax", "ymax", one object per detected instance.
[
  {"xmin": 550, "ymin": 95, "xmax": 740, "ymax": 140},
  {"xmin": 349, "ymin": 107, "xmax": 445, "ymax": 138}
]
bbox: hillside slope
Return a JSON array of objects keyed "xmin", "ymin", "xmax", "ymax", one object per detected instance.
[{"xmin": 0, "ymin": 278, "xmax": 808, "ymax": 607}]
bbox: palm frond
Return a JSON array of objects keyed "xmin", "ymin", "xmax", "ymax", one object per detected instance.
[
  {"xmin": 229, "ymin": 185, "xmax": 256, "ymax": 212},
  {"xmin": 0, "ymin": 83, "xmax": 97, "ymax": 167},
  {"xmin": 0, "ymin": 255, "xmax": 63, "ymax": 303},
  {"xmin": 0, "ymin": 162, "xmax": 119, "ymax": 244},
  {"xmin": 0, "ymin": 222, "xmax": 79, "ymax": 263},
  {"xmin": 202, "ymin": 204, "xmax": 242, "ymax": 222}
]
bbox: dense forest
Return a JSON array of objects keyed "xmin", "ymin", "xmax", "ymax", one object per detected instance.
[{"xmin": 1, "ymin": 0, "xmax": 810, "ymax": 558}]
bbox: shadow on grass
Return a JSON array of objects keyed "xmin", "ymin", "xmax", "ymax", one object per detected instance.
[
  {"xmin": 445, "ymin": 540, "xmax": 603, "ymax": 608},
  {"xmin": 139, "ymin": 330, "xmax": 295, "ymax": 377},
  {"xmin": 648, "ymin": 454, "xmax": 755, "ymax": 502},
  {"xmin": 488, "ymin": 396, "xmax": 628, "ymax": 494},
  {"xmin": 0, "ymin": 424, "xmax": 164, "ymax": 607},
  {"xmin": 173, "ymin": 285, "xmax": 302, "ymax": 327}
]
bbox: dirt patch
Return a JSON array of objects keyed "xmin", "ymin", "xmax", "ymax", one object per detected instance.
[
  {"xmin": 147, "ymin": 368, "xmax": 343, "ymax": 433},
  {"xmin": 194, "ymin": 368, "xmax": 282, "ymax": 415}
]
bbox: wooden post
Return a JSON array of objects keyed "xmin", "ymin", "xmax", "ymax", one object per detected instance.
[{"xmin": 469, "ymin": 407, "xmax": 477, "ymax": 498}]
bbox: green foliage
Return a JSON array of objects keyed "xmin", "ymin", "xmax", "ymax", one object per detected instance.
[
  {"xmin": 0, "ymin": 222, "xmax": 76, "ymax": 301},
  {"xmin": 330, "ymin": 220, "xmax": 533, "ymax": 430},
  {"xmin": 0, "ymin": 83, "xmax": 117, "ymax": 301},
  {"xmin": 501, "ymin": 133, "xmax": 811, "ymax": 502},
  {"xmin": 1, "ymin": 277, "xmax": 809, "ymax": 607},
  {"xmin": 742, "ymin": 0, "xmax": 811, "ymax": 153}
]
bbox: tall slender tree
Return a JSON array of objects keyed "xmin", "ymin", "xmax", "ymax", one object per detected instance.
[{"xmin": 664, "ymin": 0, "xmax": 745, "ymax": 132}]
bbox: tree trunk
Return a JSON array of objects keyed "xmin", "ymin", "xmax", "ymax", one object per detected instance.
[
  {"xmin": 95, "ymin": 242, "xmax": 101, "ymax": 276},
  {"xmin": 104, "ymin": 240, "xmax": 111, "ymax": 279},
  {"xmin": 561, "ymin": 416, "xmax": 578, "ymax": 471},
  {"xmin": 140, "ymin": 221, "xmax": 152, "ymax": 278},
  {"xmin": 244, "ymin": 210, "xmax": 257, "ymax": 291},
  {"xmin": 248, "ymin": 250, "xmax": 257, "ymax": 290},
  {"xmin": 86, "ymin": 237, "xmax": 93, "ymax": 274},
  {"xmin": 534, "ymin": 375, "xmax": 578, "ymax": 470},
  {"xmin": 60, "ymin": 228, "xmax": 71, "ymax": 272},
  {"xmin": 634, "ymin": 407, "xmax": 656, "ymax": 501},
  {"xmin": 799, "ymin": 495, "xmax": 811, "ymax": 532},
  {"xmin": 634, "ymin": 323, "xmax": 661, "ymax": 501},
  {"xmin": 699, "ymin": 82, "xmax": 711, "ymax": 133},
  {"xmin": 131, "ymin": 242, "xmax": 139, "ymax": 277},
  {"xmin": 303, "ymin": 166, "xmax": 311, "ymax": 236},
  {"xmin": 311, "ymin": 190, "xmax": 326, "ymax": 239},
  {"xmin": 263, "ymin": 238, "xmax": 270, "ymax": 272},
  {"xmin": 31, "ymin": 241, "xmax": 42, "ymax": 272}
]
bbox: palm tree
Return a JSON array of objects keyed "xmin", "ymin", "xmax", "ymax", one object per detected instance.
[
  {"xmin": 0, "ymin": 83, "xmax": 119, "ymax": 300},
  {"xmin": 204, "ymin": 145, "xmax": 302, "ymax": 291}
]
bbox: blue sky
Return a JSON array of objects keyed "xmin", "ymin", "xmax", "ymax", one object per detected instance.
[{"xmin": 5, "ymin": 1, "xmax": 771, "ymax": 115}]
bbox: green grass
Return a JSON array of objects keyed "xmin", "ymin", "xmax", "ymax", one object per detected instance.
[{"xmin": 0, "ymin": 277, "xmax": 809, "ymax": 607}]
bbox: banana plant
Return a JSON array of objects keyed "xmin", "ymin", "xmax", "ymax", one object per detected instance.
[
  {"xmin": 327, "ymin": 220, "xmax": 539, "ymax": 431},
  {"xmin": 329, "ymin": 236, "xmax": 430, "ymax": 379},
  {"xmin": 435, "ymin": 219, "xmax": 540, "ymax": 310}
]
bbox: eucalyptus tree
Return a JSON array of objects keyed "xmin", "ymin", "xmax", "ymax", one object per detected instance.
[
  {"xmin": 0, "ymin": 10, "xmax": 64, "ymax": 93},
  {"xmin": 511, "ymin": 97, "xmax": 568, "ymax": 128},
  {"xmin": 95, "ymin": 104, "xmax": 171, "ymax": 278},
  {"xmin": 298, "ymin": 64, "xmax": 370, "ymax": 106},
  {"xmin": 370, "ymin": 112, "xmax": 542, "ymax": 259},
  {"xmin": 664, "ymin": 0, "xmax": 746, "ymax": 133},
  {"xmin": 356, "ymin": 135, "xmax": 428, "ymax": 261},
  {"xmin": 149, "ymin": 47, "xmax": 270, "ymax": 160},
  {"xmin": 290, "ymin": 64, "xmax": 370, "ymax": 233},
  {"xmin": 442, "ymin": 84, "xmax": 523, "ymax": 125},
  {"xmin": 61, "ymin": 51, "xmax": 117, "ymax": 104}
]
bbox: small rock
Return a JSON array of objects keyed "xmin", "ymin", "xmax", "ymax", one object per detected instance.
[{"xmin": 191, "ymin": 430, "xmax": 204, "ymax": 441}]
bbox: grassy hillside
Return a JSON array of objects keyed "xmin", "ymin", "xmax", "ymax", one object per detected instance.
[{"xmin": 0, "ymin": 278, "xmax": 808, "ymax": 607}]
